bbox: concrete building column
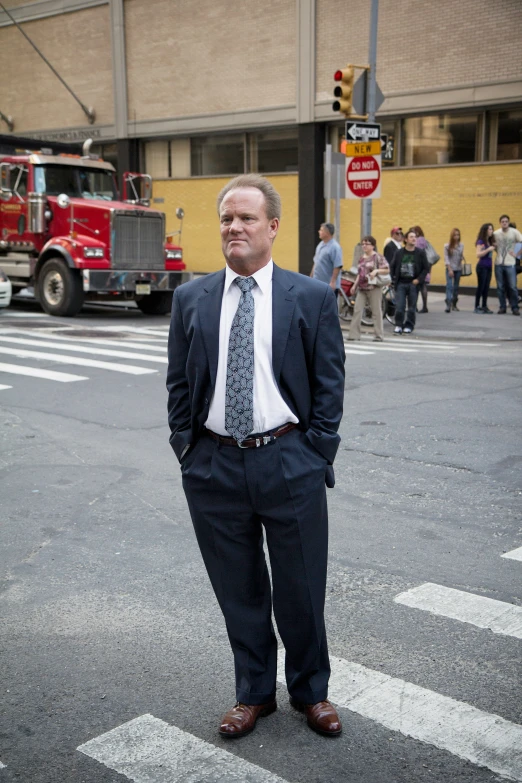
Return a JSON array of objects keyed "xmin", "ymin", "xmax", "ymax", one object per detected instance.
[{"xmin": 298, "ymin": 123, "xmax": 326, "ymax": 276}]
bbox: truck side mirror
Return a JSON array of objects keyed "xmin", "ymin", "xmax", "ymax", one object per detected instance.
[{"xmin": 0, "ymin": 163, "xmax": 12, "ymax": 201}]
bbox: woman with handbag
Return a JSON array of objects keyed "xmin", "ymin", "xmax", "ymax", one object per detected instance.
[
  {"xmin": 444, "ymin": 228, "xmax": 465, "ymax": 312},
  {"xmin": 347, "ymin": 235, "xmax": 390, "ymax": 342}
]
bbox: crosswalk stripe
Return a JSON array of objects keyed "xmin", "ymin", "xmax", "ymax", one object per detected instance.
[
  {"xmin": 502, "ymin": 546, "xmax": 522, "ymax": 562},
  {"xmin": 276, "ymin": 650, "xmax": 522, "ymax": 781},
  {"xmin": 78, "ymin": 713, "xmax": 289, "ymax": 783},
  {"xmin": 394, "ymin": 582, "xmax": 522, "ymax": 639},
  {"xmin": 0, "ymin": 384, "xmax": 13, "ymax": 390},
  {"xmin": 345, "ymin": 343, "xmax": 418, "ymax": 353},
  {"xmin": 5, "ymin": 330, "xmax": 167, "ymax": 353},
  {"xmin": 344, "ymin": 348, "xmax": 375, "ymax": 355},
  {"xmin": 0, "ymin": 310, "xmax": 50, "ymax": 318},
  {"xmin": 95, "ymin": 325, "xmax": 169, "ymax": 338},
  {"xmin": 0, "ymin": 347, "xmax": 156, "ymax": 375},
  {"xmin": 0, "ymin": 336, "xmax": 167, "ymax": 363},
  {"xmin": 0, "ymin": 362, "xmax": 87, "ymax": 382}
]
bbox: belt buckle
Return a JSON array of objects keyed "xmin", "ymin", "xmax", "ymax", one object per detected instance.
[{"xmin": 237, "ymin": 439, "xmax": 249, "ymax": 449}]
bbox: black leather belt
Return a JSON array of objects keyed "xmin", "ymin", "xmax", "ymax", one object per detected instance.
[{"xmin": 205, "ymin": 422, "xmax": 298, "ymax": 448}]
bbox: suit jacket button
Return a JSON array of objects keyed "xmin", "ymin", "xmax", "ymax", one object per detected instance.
[{"xmin": 204, "ymin": 398, "xmax": 209, "ymax": 405}]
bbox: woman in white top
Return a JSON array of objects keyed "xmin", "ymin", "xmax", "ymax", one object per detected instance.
[{"xmin": 444, "ymin": 228, "xmax": 465, "ymax": 313}]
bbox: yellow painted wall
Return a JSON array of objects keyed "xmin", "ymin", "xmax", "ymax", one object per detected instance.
[
  {"xmin": 154, "ymin": 163, "xmax": 522, "ymax": 285},
  {"xmin": 339, "ymin": 162, "xmax": 522, "ymax": 286},
  {"xmin": 154, "ymin": 175, "xmax": 298, "ymax": 274}
]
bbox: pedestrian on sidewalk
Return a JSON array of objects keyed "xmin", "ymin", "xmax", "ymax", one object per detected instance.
[
  {"xmin": 444, "ymin": 228, "xmax": 465, "ymax": 313},
  {"xmin": 390, "ymin": 229, "xmax": 429, "ymax": 334},
  {"xmin": 310, "ymin": 223, "xmax": 343, "ymax": 293},
  {"xmin": 347, "ymin": 235, "xmax": 389, "ymax": 342},
  {"xmin": 383, "ymin": 227, "xmax": 403, "ymax": 265},
  {"xmin": 167, "ymin": 174, "xmax": 345, "ymax": 740},
  {"xmin": 474, "ymin": 223, "xmax": 494, "ymax": 313},
  {"xmin": 412, "ymin": 226, "xmax": 432, "ymax": 313},
  {"xmin": 493, "ymin": 215, "xmax": 522, "ymax": 315}
]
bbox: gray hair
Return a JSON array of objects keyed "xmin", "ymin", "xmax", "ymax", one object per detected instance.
[
  {"xmin": 216, "ymin": 174, "xmax": 282, "ymax": 220},
  {"xmin": 322, "ymin": 222, "xmax": 335, "ymax": 236}
]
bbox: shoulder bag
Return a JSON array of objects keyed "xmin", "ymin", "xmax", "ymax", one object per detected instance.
[
  {"xmin": 367, "ymin": 254, "xmax": 391, "ymax": 287},
  {"xmin": 425, "ymin": 241, "xmax": 440, "ymax": 266}
]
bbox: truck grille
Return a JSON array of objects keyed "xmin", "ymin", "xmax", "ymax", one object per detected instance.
[{"xmin": 111, "ymin": 211, "xmax": 165, "ymax": 270}]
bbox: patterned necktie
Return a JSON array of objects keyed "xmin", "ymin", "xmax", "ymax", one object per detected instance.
[{"xmin": 225, "ymin": 276, "xmax": 256, "ymax": 442}]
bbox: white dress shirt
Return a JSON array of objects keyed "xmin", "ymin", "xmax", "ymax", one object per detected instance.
[{"xmin": 205, "ymin": 260, "xmax": 298, "ymax": 436}]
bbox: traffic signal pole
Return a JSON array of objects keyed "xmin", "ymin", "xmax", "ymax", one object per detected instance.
[{"xmin": 361, "ymin": 0, "xmax": 379, "ymax": 237}]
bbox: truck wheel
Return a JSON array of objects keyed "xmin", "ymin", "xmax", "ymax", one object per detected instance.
[
  {"xmin": 37, "ymin": 258, "xmax": 84, "ymax": 317},
  {"xmin": 136, "ymin": 291, "xmax": 173, "ymax": 315}
]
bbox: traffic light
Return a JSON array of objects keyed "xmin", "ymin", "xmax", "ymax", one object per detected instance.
[{"xmin": 333, "ymin": 66, "xmax": 355, "ymax": 117}]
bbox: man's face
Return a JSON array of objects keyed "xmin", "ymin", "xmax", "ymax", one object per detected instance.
[
  {"xmin": 500, "ymin": 217, "xmax": 510, "ymax": 230},
  {"xmin": 318, "ymin": 225, "xmax": 330, "ymax": 242},
  {"xmin": 392, "ymin": 230, "xmax": 403, "ymax": 241},
  {"xmin": 405, "ymin": 231, "xmax": 417, "ymax": 249},
  {"xmin": 219, "ymin": 187, "xmax": 279, "ymax": 272}
]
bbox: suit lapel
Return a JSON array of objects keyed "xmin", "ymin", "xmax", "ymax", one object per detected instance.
[
  {"xmin": 198, "ymin": 269, "xmax": 225, "ymax": 389},
  {"xmin": 271, "ymin": 264, "xmax": 296, "ymax": 382}
]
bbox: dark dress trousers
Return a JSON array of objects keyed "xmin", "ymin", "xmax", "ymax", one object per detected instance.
[{"xmin": 167, "ymin": 263, "xmax": 345, "ymax": 705}]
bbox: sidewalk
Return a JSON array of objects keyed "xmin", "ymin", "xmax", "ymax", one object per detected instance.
[{"xmin": 341, "ymin": 291, "xmax": 522, "ymax": 342}]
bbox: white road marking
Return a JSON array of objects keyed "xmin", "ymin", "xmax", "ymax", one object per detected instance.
[
  {"xmin": 344, "ymin": 348, "xmax": 375, "ymax": 355},
  {"xmin": 78, "ymin": 714, "xmax": 288, "ymax": 782},
  {"xmin": 0, "ymin": 760, "xmax": 5, "ymax": 768},
  {"xmin": 276, "ymin": 650, "xmax": 522, "ymax": 781},
  {"xmin": 0, "ymin": 362, "xmax": 87, "ymax": 382},
  {"xmin": 0, "ymin": 384, "xmax": 12, "ymax": 391},
  {"xmin": 502, "ymin": 546, "xmax": 522, "ymax": 562},
  {"xmin": 95, "ymin": 325, "xmax": 170, "ymax": 338},
  {"xmin": 385, "ymin": 337, "xmax": 497, "ymax": 348},
  {"xmin": 345, "ymin": 343, "xmax": 418, "ymax": 353},
  {"xmin": 0, "ymin": 310, "xmax": 49, "ymax": 318},
  {"xmin": 394, "ymin": 582, "xmax": 522, "ymax": 639},
  {"xmin": 0, "ymin": 336, "xmax": 167, "ymax": 363},
  {"xmin": 5, "ymin": 330, "xmax": 167, "ymax": 352},
  {"xmin": 0, "ymin": 347, "xmax": 156, "ymax": 375}
]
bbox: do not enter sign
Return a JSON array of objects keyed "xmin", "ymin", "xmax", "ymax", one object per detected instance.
[{"xmin": 345, "ymin": 155, "xmax": 381, "ymax": 199}]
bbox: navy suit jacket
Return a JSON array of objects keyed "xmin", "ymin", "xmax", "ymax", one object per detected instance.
[{"xmin": 166, "ymin": 263, "xmax": 345, "ymax": 485}]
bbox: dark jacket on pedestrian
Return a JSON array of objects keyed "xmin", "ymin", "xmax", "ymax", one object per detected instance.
[
  {"xmin": 384, "ymin": 240, "xmax": 400, "ymax": 265},
  {"xmin": 390, "ymin": 247, "xmax": 430, "ymax": 287}
]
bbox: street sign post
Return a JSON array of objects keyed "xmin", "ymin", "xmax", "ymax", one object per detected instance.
[
  {"xmin": 346, "ymin": 121, "xmax": 381, "ymax": 141},
  {"xmin": 345, "ymin": 153, "xmax": 381, "ymax": 200}
]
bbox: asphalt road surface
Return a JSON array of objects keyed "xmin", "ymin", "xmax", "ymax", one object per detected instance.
[{"xmin": 1, "ymin": 301, "xmax": 521, "ymax": 783}]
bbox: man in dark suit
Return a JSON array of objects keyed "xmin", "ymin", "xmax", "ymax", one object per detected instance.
[{"xmin": 167, "ymin": 174, "xmax": 345, "ymax": 739}]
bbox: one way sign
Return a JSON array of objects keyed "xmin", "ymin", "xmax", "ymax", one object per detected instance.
[{"xmin": 346, "ymin": 121, "xmax": 381, "ymax": 141}]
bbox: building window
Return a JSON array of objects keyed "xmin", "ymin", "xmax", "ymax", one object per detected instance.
[
  {"xmin": 496, "ymin": 110, "xmax": 522, "ymax": 161},
  {"xmin": 250, "ymin": 129, "xmax": 298, "ymax": 173},
  {"xmin": 91, "ymin": 143, "xmax": 118, "ymax": 172},
  {"xmin": 191, "ymin": 134, "xmax": 245, "ymax": 177},
  {"xmin": 402, "ymin": 113, "xmax": 479, "ymax": 166}
]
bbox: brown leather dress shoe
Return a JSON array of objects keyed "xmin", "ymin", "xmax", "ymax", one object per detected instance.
[
  {"xmin": 219, "ymin": 701, "xmax": 277, "ymax": 738},
  {"xmin": 290, "ymin": 697, "xmax": 342, "ymax": 736}
]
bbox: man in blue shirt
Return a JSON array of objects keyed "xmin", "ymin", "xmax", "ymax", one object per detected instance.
[{"xmin": 310, "ymin": 223, "xmax": 343, "ymax": 290}]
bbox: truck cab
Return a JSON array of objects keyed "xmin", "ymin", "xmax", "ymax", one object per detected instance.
[{"xmin": 0, "ymin": 146, "xmax": 188, "ymax": 316}]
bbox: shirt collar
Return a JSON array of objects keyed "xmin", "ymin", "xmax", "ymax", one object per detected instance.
[{"xmin": 224, "ymin": 259, "xmax": 273, "ymax": 295}]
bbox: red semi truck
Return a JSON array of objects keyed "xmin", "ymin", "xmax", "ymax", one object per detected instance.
[{"xmin": 0, "ymin": 141, "xmax": 189, "ymax": 316}]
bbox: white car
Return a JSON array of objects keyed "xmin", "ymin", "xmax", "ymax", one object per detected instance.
[{"xmin": 0, "ymin": 268, "xmax": 12, "ymax": 308}]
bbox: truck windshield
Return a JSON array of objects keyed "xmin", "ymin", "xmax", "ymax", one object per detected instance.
[{"xmin": 34, "ymin": 165, "xmax": 118, "ymax": 201}]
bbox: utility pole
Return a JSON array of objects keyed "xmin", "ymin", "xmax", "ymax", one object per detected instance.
[{"xmin": 361, "ymin": 0, "xmax": 379, "ymax": 237}]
